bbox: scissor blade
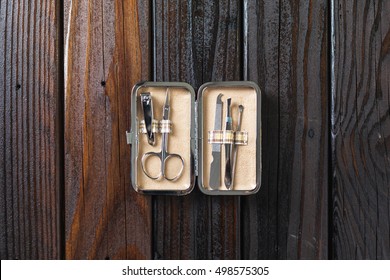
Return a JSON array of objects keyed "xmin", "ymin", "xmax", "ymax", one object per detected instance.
[{"xmin": 163, "ymin": 88, "xmax": 170, "ymax": 120}]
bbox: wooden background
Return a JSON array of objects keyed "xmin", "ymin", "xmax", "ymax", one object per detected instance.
[{"xmin": 0, "ymin": 0, "xmax": 389, "ymax": 260}]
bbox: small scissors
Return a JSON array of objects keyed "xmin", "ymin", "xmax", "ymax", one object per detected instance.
[{"xmin": 141, "ymin": 88, "xmax": 184, "ymax": 181}]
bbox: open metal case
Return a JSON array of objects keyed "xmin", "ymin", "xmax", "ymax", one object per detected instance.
[{"xmin": 126, "ymin": 81, "xmax": 261, "ymax": 195}]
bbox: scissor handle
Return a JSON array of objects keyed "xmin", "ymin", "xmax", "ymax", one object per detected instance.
[
  {"xmin": 163, "ymin": 153, "xmax": 184, "ymax": 181},
  {"xmin": 141, "ymin": 151, "xmax": 184, "ymax": 181},
  {"xmin": 141, "ymin": 151, "xmax": 163, "ymax": 180}
]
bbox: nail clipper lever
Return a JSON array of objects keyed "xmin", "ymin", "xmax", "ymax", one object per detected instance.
[{"xmin": 141, "ymin": 92, "xmax": 155, "ymax": 146}]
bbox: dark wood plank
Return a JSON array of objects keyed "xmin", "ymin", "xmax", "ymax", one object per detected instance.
[
  {"xmin": 331, "ymin": 0, "xmax": 390, "ymax": 259},
  {"xmin": 0, "ymin": 0, "xmax": 62, "ymax": 259},
  {"xmin": 64, "ymin": 0, "xmax": 152, "ymax": 259},
  {"xmin": 241, "ymin": 0, "xmax": 280, "ymax": 259},
  {"xmin": 153, "ymin": 0, "xmax": 241, "ymax": 259},
  {"xmin": 242, "ymin": 0, "xmax": 328, "ymax": 259}
]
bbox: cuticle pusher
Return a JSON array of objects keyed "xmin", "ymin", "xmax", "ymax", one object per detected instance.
[{"xmin": 230, "ymin": 105, "xmax": 244, "ymax": 189}]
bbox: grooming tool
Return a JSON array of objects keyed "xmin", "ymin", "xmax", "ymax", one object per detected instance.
[
  {"xmin": 224, "ymin": 98, "xmax": 233, "ymax": 188},
  {"xmin": 230, "ymin": 105, "xmax": 244, "ymax": 189},
  {"xmin": 209, "ymin": 94, "xmax": 224, "ymax": 189},
  {"xmin": 141, "ymin": 92, "xmax": 155, "ymax": 146},
  {"xmin": 141, "ymin": 88, "xmax": 184, "ymax": 181}
]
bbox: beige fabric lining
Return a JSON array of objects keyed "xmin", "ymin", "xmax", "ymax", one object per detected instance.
[
  {"xmin": 201, "ymin": 87, "xmax": 258, "ymax": 191},
  {"xmin": 135, "ymin": 86, "xmax": 192, "ymax": 192}
]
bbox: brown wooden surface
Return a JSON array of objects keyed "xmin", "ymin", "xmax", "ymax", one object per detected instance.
[
  {"xmin": 332, "ymin": 0, "xmax": 390, "ymax": 259},
  {"xmin": 64, "ymin": 0, "xmax": 152, "ymax": 259},
  {"xmin": 0, "ymin": 0, "xmax": 62, "ymax": 259},
  {"xmin": 153, "ymin": 0, "xmax": 241, "ymax": 259},
  {"xmin": 242, "ymin": 0, "xmax": 329, "ymax": 259},
  {"xmin": 2, "ymin": 0, "xmax": 390, "ymax": 260}
]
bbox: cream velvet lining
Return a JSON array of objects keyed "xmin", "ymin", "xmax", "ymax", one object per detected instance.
[
  {"xmin": 135, "ymin": 86, "xmax": 192, "ymax": 192},
  {"xmin": 200, "ymin": 87, "xmax": 257, "ymax": 191}
]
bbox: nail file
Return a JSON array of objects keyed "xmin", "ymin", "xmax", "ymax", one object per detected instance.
[{"xmin": 209, "ymin": 94, "xmax": 223, "ymax": 189}]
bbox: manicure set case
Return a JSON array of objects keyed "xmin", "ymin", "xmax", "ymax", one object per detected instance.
[{"xmin": 126, "ymin": 81, "xmax": 262, "ymax": 195}]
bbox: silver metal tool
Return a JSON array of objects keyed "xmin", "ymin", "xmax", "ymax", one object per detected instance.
[
  {"xmin": 141, "ymin": 88, "xmax": 184, "ymax": 181},
  {"xmin": 141, "ymin": 92, "xmax": 155, "ymax": 146},
  {"xmin": 230, "ymin": 105, "xmax": 244, "ymax": 189},
  {"xmin": 224, "ymin": 98, "xmax": 233, "ymax": 188},
  {"xmin": 209, "ymin": 93, "xmax": 223, "ymax": 189}
]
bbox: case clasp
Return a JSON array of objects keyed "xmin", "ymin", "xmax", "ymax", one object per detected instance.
[{"xmin": 126, "ymin": 131, "xmax": 134, "ymax": 145}]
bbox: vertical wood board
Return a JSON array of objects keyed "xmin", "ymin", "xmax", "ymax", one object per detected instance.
[
  {"xmin": 331, "ymin": 0, "xmax": 390, "ymax": 259},
  {"xmin": 0, "ymin": 0, "xmax": 62, "ymax": 259},
  {"xmin": 242, "ymin": 0, "xmax": 329, "ymax": 259},
  {"xmin": 153, "ymin": 0, "xmax": 241, "ymax": 259},
  {"xmin": 64, "ymin": 0, "xmax": 152, "ymax": 259}
]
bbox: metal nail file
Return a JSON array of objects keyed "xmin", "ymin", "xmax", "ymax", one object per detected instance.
[
  {"xmin": 230, "ymin": 105, "xmax": 244, "ymax": 189},
  {"xmin": 140, "ymin": 92, "xmax": 155, "ymax": 146},
  {"xmin": 224, "ymin": 98, "xmax": 233, "ymax": 188},
  {"xmin": 209, "ymin": 94, "xmax": 223, "ymax": 189}
]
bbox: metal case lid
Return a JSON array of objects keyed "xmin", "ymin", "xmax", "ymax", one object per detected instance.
[
  {"xmin": 197, "ymin": 81, "xmax": 262, "ymax": 195},
  {"xmin": 130, "ymin": 81, "xmax": 196, "ymax": 195}
]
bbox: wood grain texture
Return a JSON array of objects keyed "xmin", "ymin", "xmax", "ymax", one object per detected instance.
[
  {"xmin": 153, "ymin": 0, "xmax": 241, "ymax": 259},
  {"xmin": 242, "ymin": 0, "xmax": 328, "ymax": 259},
  {"xmin": 0, "ymin": 0, "xmax": 62, "ymax": 259},
  {"xmin": 3, "ymin": 0, "xmax": 389, "ymax": 261},
  {"xmin": 64, "ymin": 0, "xmax": 152, "ymax": 259},
  {"xmin": 332, "ymin": 0, "xmax": 390, "ymax": 259}
]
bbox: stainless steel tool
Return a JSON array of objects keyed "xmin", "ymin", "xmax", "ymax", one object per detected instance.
[
  {"xmin": 230, "ymin": 105, "xmax": 244, "ymax": 189},
  {"xmin": 224, "ymin": 98, "xmax": 233, "ymax": 188},
  {"xmin": 141, "ymin": 88, "xmax": 184, "ymax": 181},
  {"xmin": 140, "ymin": 92, "xmax": 155, "ymax": 146},
  {"xmin": 209, "ymin": 94, "xmax": 223, "ymax": 189}
]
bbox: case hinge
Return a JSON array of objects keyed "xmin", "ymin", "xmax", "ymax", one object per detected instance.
[{"xmin": 194, "ymin": 101, "xmax": 199, "ymax": 177}]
